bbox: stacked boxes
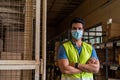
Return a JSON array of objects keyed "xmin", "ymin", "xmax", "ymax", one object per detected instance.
[{"xmin": 107, "ymin": 23, "xmax": 120, "ymax": 40}]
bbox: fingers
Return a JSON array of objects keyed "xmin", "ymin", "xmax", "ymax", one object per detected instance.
[
  {"xmin": 69, "ymin": 62, "xmax": 75, "ymax": 67},
  {"xmin": 87, "ymin": 58, "xmax": 97, "ymax": 64}
]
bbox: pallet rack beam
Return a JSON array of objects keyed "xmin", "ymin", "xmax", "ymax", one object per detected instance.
[{"xmin": 0, "ymin": 60, "xmax": 40, "ymax": 70}]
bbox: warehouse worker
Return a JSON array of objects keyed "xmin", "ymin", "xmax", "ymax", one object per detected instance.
[{"xmin": 58, "ymin": 17, "xmax": 100, "ymax": 80}]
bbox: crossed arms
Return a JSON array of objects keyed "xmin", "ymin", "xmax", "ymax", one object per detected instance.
[{"xmin": 58, "ymin": 58, "xmax": 100, "ymax": 74}]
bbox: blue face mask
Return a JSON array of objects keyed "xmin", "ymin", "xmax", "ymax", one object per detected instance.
[{"xmin": 71, "ymin": 30, "xmax": 83, "ymax": 40}]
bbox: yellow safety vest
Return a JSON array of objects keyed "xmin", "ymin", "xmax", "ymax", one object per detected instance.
[{"xmin": 62, "ymin": 41, "xmax": 93, "ymax": 80}]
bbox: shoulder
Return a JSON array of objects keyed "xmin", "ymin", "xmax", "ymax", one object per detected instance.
[
  {"xmin": 62, "ymin": 40, "xmax": 71, "ymax": 46},
  {"xmin": 63, "ymin": 40, "xmax": 71, "ymax": 44},
  {"xmin": 82, "ymin": 42, "xmax": 92, "ymax": 48}
]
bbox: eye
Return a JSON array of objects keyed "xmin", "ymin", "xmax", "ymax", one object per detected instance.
[
  {"xmin": 72, "ymin": 27, "xmax": 77, "ymax": 30},
  {"xmin": 78, "ymin": 28, "xmax": 82, "ymax": 30}
]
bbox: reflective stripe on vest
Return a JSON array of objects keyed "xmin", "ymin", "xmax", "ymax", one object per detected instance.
[
  {"xmin": 62, "ymin": 41, "xmax": 93, "ymax": 79},
  {"xmin": 61, "ymin": 77, "xmax": 93, "ymax": 80}
]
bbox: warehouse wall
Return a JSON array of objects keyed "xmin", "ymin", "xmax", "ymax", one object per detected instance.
[
  {"xmin": 58, "ymin": 0, "xmax": 120, "ymax": 35},
  {"xmin": 84, "ymin": 0, "xmax": 120, "ymax": 28},
  {"xmin": 47, "ymin": 27, "xmax": 57, "ymax": 40}
]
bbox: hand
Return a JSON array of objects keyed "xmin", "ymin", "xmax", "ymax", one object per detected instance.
[
  {"xmin": 69, "ymin": 62, "xmax": 75, "ymax": 67},
  {"xmin": 87, "ymin": 58, "xmax": 97, "ymax": 64}
]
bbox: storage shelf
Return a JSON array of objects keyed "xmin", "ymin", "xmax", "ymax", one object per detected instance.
[
  {"xmin": 95, "ymin": 37, "xmax": 120, "ymax": 80},
  {"xmin": 108, "ymin": 78, "xmax": 120, "ymax": 80},
  {"xmin": 100, "ymin": 64, "xmax": 120, "ymax": 70}
]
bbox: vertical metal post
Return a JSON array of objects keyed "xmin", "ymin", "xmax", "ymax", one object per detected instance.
[
  {"xmin": 24, "ymin": 0, "xmax": 33, "ymax": 60},
  {"xmin": 42, "ymin": 0, "xmax": 47, "ymax": 80},
  {"xmin": 24, "ymin": 0, "xmax": 33, "ymax": 80},
  {"xmin": 35, "ymin": 0, "xmax": 41, "ymax": 80},
  {"xmin": 105, "ymin": 43, "xmax": 108, "ymax": 80}
]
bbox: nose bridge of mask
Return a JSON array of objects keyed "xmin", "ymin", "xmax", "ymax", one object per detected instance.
[
  {"xmin": 77, "ymin": 29, "xmax": 79, "ymax": 32},
  {"xmin": 72, "ymin": 30, "xmax": 83, "ymax": 39},
  {"xmin": 77, "ymin": 29, "xmax": 82, "ymax": 33}
]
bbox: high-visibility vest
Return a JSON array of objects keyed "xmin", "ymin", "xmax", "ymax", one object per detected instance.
[{"xmin": 62, "ymin": 41, "xmax": 93, "ymax": 80}]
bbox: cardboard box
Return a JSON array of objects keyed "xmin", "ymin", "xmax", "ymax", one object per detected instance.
[{"xmin": 107, "ymin": 23, "xmax": 120, "ymax": 40}]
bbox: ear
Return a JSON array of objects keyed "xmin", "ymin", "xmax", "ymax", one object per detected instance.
[{"xmin": 82, "ymin": 29, "xmax": 84, "ymax": 32}]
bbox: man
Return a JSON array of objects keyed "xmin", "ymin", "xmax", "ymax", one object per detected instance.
[{"xmin": 58, "ymin": 17, "xmax": 100, "ymax": 80}]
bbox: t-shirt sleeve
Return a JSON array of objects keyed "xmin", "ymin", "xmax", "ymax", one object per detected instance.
[
  {"xmin": 58, "ymin": 45, "xmax": 68, "ymax": 59},
  {"xmin": 91, "ymin": 47, "xmax": 99, "ymax": 60}
]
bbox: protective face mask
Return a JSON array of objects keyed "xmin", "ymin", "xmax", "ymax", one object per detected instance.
[{"xmin": 71, "ymin": 30, "xmax": 83, "ymax": 40}]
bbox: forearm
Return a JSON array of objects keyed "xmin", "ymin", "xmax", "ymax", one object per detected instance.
[
  {"xmin": 78, "ymin": 63, "xmax": 99, "ymax": 73},
  {"xmin": 60, "ymin": 65, "xmax": 82, "ymax": 74}
]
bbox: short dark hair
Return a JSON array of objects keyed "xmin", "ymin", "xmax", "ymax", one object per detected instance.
[{"xmin": 70, "ymin": 17, "xmax": 85, "ymax": 27}]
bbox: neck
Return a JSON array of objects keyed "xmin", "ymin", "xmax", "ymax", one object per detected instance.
[{"xmin": 72, "ymin": 38, "xmax": 82, "ymax": 47}]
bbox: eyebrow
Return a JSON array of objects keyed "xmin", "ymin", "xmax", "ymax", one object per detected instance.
[{"xmin": 72, "ymin": 27, "xmax": 83, "ymax": 29}]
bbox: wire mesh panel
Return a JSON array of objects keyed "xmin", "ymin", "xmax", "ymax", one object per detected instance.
[
  {"xmin": 0, "ymin": 0, "xmax": 35, "ymax": 60},
  {"xmin": 0, "ymin": 0, "xmax": 39, "ymax": 80},
  {"xmin": 0, "ymin": 70, "xmax": 35, "ymax": 80}
]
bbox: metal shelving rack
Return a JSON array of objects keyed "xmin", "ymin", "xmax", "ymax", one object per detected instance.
[
  {"xmin": 47, "ymin": 30, "xmax": 71, "ymax": 80},
  {"xmin": 97, "ymin": 37, "xmax": 120, "ymax": 80}
]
